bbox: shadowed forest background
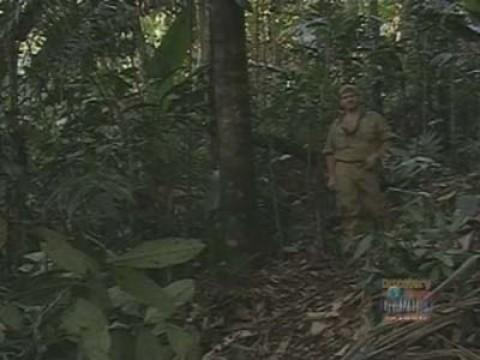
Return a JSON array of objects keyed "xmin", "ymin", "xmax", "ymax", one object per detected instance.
[{"xmin": 0, "ymin": 0, "xmax": 480, "ymax": 359}]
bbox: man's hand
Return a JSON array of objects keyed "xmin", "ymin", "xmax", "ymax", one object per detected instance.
[
  {"xmin": 364, "ymin": 153, "xmax": 380, "ymax": 170},
  {"xmin": 327, "ymin": 175, "xmax": 336, "ymax": 191}
]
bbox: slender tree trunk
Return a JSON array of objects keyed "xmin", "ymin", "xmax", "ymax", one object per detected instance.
[
  {"xmin": 5, "ymin": 33, "xmax": 27, "ymax": 273},
  {"xmin": 199, "ymin": 0, "xmax": 218, "ymax": 167},
  {"xmin": 448, "ymin": 39, "xmax": 456, "ymax": 160},
  {"xmin": 210, "ymin": 0, "xmax": 257, "ymax": 253},
  {"xmin": 369, "ymin": 0, "xmax": 382, "ymax": 112}
]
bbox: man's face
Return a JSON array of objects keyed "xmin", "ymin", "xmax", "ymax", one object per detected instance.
[{"xmin": 340, "ymin": 91, "xmax": 360, "ymax": 111}]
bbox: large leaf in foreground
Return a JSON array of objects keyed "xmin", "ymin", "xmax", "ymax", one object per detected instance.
[
  {"xmin": 109, "ymin": 238, "xmax": 205, "ymax": 269},
  {"xmin": 114, "ymin": 267, "xmax": 175, "ymax": 318},
  {"xmin": 144, "ymin": 278, "xmax": 195, "ymax": 327},
  {"xmin": 164, "ymin": 279, "xmax": 195, "ymax": 308},
  {"xmin": 61, "ymin": 299, "xmax": 110, "ymax": 360},
  {"xmin": 38, "ymin": 228, "xmax": 99, "ymax": 276}
]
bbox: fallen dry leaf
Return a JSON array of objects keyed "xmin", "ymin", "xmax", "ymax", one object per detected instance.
[
  {"xmin": 335, "ymin": 344, "xmax": 350, "ymax": 357},
  {"xmin": 310, "ymin": 321, "xmax": 329, "ymax": 336}
]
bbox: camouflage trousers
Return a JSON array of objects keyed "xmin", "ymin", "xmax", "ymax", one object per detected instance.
[{"xmin": 335, "ymin": 161, "xmax": 386, "ymax": 237}]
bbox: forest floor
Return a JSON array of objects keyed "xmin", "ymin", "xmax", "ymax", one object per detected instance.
[
  {"xmin": 197, "ymin": 168, "xmax": 480, "ymax": 360},
  {"xmin": 198, "ymin": 245, "xmax": 375, "ymax": 360}
]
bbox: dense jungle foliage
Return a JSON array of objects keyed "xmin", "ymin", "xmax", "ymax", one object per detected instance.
[{"xmin": 0, "ymin": 0, "xmax": 480, "ymax": 359}]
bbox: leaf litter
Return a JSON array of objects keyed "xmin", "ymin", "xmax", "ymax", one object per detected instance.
[
  {"xmin": 197, "ymin": 249, "xmax": 366, "ymax": 360},
  {"xmin": 198, "ymin": 201, "xmax": 480, "ymax": 360}
]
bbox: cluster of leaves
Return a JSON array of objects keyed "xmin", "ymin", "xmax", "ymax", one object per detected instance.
[
  {"xmin": 385, "ymin": 130, "xmax": 444, "ymax": 188},
  {"xmin": 0, "ymin": 0, "xmax": 211, "ymax": 255},
  {"xmin": 347, "ymin": 128, "xmax": 480, "ymax": 288},
  {"xmin": 351, "ymin": 186, "xmax": 480, "ymax": 296},
  {"xmin": 0, "ymin": 230, "xmax": 205, "ymax": 360},
  {"xmin": 351, "ymin": 213, "xmax": 474, "ymax": 300},
  {"xmin": 0, "ymin": 3, "xmax": 215, "ymax": 359}
]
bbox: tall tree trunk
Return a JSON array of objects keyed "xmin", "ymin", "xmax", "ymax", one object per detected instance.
[{"xmin": 210, "ymin": 0, "xmax": 257, "ymax": 253}]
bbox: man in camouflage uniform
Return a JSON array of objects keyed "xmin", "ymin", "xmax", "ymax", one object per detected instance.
[{"xmin": 323, "ymin": 84, "xmax": 393, "ymax": 238}]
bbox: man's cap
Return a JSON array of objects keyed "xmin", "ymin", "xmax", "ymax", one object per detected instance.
[{"xmin": 339, "ymin": 84, "xmax": 360, "ymax": 96}]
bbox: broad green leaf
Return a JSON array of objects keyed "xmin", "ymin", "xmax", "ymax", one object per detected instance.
[
  {"xmin": 135, "ymin": 328, "xmax": 173, "ymax": 360},
  {"xmin": 146, "ymin": 6, "xmax": 192, "ymax": 80},
  {"xmin": 108, "ymin": 286, "xmax": 141, "ymax": 316},
  {"xmin": 166, "ymin": 324, "xmax": 200, "ymax": 360},
  {"xmin": 114, "ymin": 267, "xmax": 175, "ymax": 318},
  {"xmin": 164, "ymin": 279, "xmax": 195, "ymax": 308},
  {"xmin": 144, "ymin": 279, "xmax": 195, "ymax": 328},
  {"xmin": 38, "ymin": 228, "xmax": 99, "ymax": 276},
  {"xmin": 0, "ymin": 303, "xmax": 23, "ymax": 331},
  {"xmin": 61, "ymin": 299, "xmax": 111, "ymax": 360},
  {"xmin": 353, "ymin": 234, "xmax": 374, "ymax": 260},
  {"xmin": 144, "ymin": 307, "xmax": 165, "ymax": 325},
  {"xmin": 152, "ymin": 321, "xmax": 168, "ymax": 336},
  {"xmin": 145, "ymin": 307, "xmax": 167, "ymax": 329},
  {"xmin": 109, "ymin": 238, "xmax": 205, "ymax": 269},
  {"xmin": 145, "ymin": 5, "xmax": 192, "ymax": 108}
]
